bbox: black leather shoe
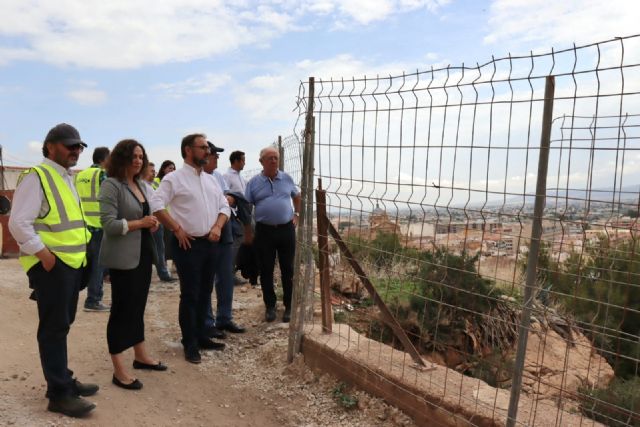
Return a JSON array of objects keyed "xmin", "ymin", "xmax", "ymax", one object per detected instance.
[
  {"xmin": 198, "ymin": 338, "xmax": 226, "ymax": 351},
  {"xmin": 48, "ymin": 395, "xmax": 96, "ymax": 417},
  {"xmin": 207, "ymin": 326, "xmax": 227, "ymax": 340},
  {"xmin": 160, "ymin": 276, "xmax": 177, "ymax": 283},
  {"xmin": 112, "ymin": 375, "xmax": 143, "ymax": 390},
  {"xmin": 74, "ymin": 380, "xmax": 99, "ymax": 397},
  {"xmin": 282, "ymin": 308, "xmax": 291, "ymax": 323},
  {"xmin": 184, "ymin": 348, "xmax": 202, "ymax": 364},
  {"xmin": 217, "ymin": 321, "xmax": 246, "ymax": 334},
  {"xmin": 133, "ymin": 360, "xmax": 168, "ymax": 371},
  {"xmin": 265, "ymin": 307, "xmax": 276, "ymax": 322}
]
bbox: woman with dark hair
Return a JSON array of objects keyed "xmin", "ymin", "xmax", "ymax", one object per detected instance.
[
  {"xmin": 99, "ymin": 139, "xmax": 167, "ymax": 391},
  {"xmin": 157, "ymin": 160, "xmax": 176, "ymax": 181}
]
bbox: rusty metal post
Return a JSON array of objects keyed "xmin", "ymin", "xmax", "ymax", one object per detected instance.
[
  {"xmin": 506, "ymin": 75, "xmax": 555, "ymax": 427},
  {"xmin": 288, "ymin": 77, "xmax": 315, "ymax": 363},
  {"xmin": 278, "ymin": 135, "xmax": 284, "ymax": 171},
  {"xmin": 316, "ymin": 179, "xmax": 332, "ymax": 333}
]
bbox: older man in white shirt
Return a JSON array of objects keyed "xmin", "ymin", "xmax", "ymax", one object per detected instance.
[{"xmin": 150, "ymin": 133, "xmax": 230, "ymax": 364}]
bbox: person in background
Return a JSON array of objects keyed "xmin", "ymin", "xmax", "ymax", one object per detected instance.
[
  {"xmin": 75, "ymin": 146, "xmax": 110, "ymax": 312},
  {"xmin": 99, "ymin": 139, "xmax": 168, "ymax": 391},
  {"xmin": 151, "ymin": 134, "xmax": 230, "ymax": 364},
  {"xmin": 245, "ymin": 146, "xmax": 301, "ymax": 323},
  {"xmin": 8, "ymin": 123, "xmax": 97, "ymax": 417},
  {"xmin": 145, "ymin": 162, "xmax": 158, "ymax": 189},
  {"xmin": 157, "ymin": 160, "xmax": 176, "ymax": 269},
  {"xmin": 203, "ymin": 141, "xmax": 246, "ymax": 335},
  {"xmin": 143, "ymin": 162, "xmax": 176, "ymax": 283},
  {"xmin": 223, "ymin": 150, "xmax": 248, "ymax": 285},
  {"xmin": 223, "ymin": 150, "xmax": 246, "ymax": 193},
  {"xmin": 157, "ymin": 160, "xmax": 176, "ymax": 181}
]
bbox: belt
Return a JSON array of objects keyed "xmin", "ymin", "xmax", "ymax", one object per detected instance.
[
  {"xmin": 257, "ymin": 221, "xmax": 293, "ymax": 229},
  {"xmin": 192, "ymin": 234, "xmax": 210, "ymax": 240}
]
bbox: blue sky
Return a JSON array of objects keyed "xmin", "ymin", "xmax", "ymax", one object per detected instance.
[{"xmin": 0, "ymin": 0, "xmax": 638, "ymax": 172}]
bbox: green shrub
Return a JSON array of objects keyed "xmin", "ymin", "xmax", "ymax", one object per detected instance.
[{"xmin": 579, "ymin": 377, "xmax": 640, "ymax": 426}]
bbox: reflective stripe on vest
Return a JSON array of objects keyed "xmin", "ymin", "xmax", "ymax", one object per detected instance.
[
  {"xmin": 75, "ymin": 167, "xmax": 102, "ymax": 228},
  {"xmin": 19, "ymin": 164, "xmax": 90, "ymax": 272}
]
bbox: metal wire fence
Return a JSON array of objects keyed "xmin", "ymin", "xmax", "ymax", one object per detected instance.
[{"xmin": 287, "ymin": 35, "xmax": 640, "ymax": 426}]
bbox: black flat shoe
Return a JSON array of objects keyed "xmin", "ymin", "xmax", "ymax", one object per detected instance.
[
  {"xmin": 112, "ymin": 375, "xmax": 143, "ymax": 390},
  {"xmin": 133, "ymin": 360, "xmax": 168, "ymax": 371}
]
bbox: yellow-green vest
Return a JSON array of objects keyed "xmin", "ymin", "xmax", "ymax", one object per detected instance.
[
  {"xmin": 152, "ymin": 177, "xmax": 160, "ymax": 190},
  {"xmin": 75, "ymin": 166, "xmax": 102, "ymax": 228},
  {"xmin": 18, "ymin": 164, "xmax": 90, "ymax": 272}
]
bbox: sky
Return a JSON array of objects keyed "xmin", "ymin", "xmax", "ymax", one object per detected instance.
[{"xmin": 0, "ymin": 0, "xmax": 639, "ymax": 175}]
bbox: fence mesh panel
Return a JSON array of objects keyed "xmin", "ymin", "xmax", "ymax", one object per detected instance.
[{"xmin": 287, "ymin": 35, "xmax": 640, "ymax": 426}]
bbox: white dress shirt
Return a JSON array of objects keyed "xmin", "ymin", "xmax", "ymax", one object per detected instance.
[
  {"xmin": 8, "ymin": 158, "xmax": 80, "ymax": 255},
  {"xmin": 223, "ymin": 167, "xmax": 246, "ymax": 193},
  {"xmin": 150, "ymin": 162, "xmax": 230, "ymax": 236}
]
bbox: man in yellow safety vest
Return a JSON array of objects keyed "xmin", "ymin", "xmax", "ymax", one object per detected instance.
[
  {"xmin": 75, "ymin": 146, "xmax": 110, "ymax": 312},
  {"xmin": 8, "ymin": 123, "xmax": 98, "ymax": 418}
]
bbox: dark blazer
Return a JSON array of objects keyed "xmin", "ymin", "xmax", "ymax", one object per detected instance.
[{"xmin": 99, "ymin": 177, "xmax": 157, "ymax": 270}]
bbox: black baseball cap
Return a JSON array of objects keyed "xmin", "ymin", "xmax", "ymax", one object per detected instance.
[
  {"xmin": 44, "ymin": 123, "xmax": 87, "ymax": 147},
  {"xmin": 207, "ymin": 141, "xmax": 224, "ymax": 153}
]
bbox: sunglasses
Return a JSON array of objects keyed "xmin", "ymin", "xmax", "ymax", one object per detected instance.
[
  {"xmin": 62, "ymin": 143, "xmax": 85, "ymax": 152},
  {"xmin": 192, "ymin": 144, "xmax": 210, "ymax": 151}
]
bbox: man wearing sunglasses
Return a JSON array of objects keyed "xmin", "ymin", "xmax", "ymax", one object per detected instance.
[
  {"xmin": 151, "ymin": 134, "xmax": 230, "ymax": 364},
  {"xmin": 8, "ymin": 123, "xmax": 98, "ymax": 417}
]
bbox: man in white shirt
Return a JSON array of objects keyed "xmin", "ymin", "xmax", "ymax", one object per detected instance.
[
  {"xmin": 150, "ymin": 133, "xmax": 230, "ymax": 364},
  {"xmin": 223, "ymin": 150, "xmax": 246, "ymax": 193}
]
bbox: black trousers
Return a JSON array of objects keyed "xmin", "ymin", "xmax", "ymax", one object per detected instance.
[
  {"xmin": 171, "ymin": 236, "xmax": 218, "ymax": 351},
  {"xmin": 255, "ymin": 221, "xmax": 296, "ymax": 310},
  {"xmin": 107, "ymin": 244, "xmax": 152, "ymax": 354},
  {"xmin": 27, "ymin": 259, "xmax": 82, "ymax": 399}
]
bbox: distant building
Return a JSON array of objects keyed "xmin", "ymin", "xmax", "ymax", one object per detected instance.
[{"xmin": 369, "ymin": 202, "xmax": 400, "ymax": 236}]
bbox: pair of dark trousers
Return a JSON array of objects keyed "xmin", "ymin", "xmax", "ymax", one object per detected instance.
[
  {"xmin": 205, "ymin": 241, "xmax": 234, "ymax": 328},
  {"xmin": 27, "ymin": 259, "xmax": 82, "ymax": 399},
  {"xmin": 171, "ymin": 236, "xmax": 218, "ymax": 351},
  {"xmin": 84, "ymin": 228, "xmax": 105, "ymax": 305},
  {"xmin": 255, "ymin": 221, "xmax": 295, "ymax": 309},
  {"xmin": 107, "ymin": 243, "xmax": 152, "ymax": 354}
]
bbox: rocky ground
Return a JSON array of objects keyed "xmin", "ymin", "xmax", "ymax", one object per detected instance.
[{"xmin": 0, "ymin": 257, "xmax": 415, "ymax": 427}]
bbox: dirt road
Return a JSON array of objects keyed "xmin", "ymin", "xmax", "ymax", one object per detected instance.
[{"xmin": 0, "ymin": 258, "xmax": 414, "ymax": 427}]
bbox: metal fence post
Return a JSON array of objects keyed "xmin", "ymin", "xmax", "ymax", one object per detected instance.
[
  {"xmin": 506, "ymin": 75, "xmax": 555, "ymax": 426},
  {"xmin": 288, "ymin": 77, "xmax": 315, "ymax": 363},
  {"xmin": 278, "ymin": 135, "xmax": 284, "ymax": 171}
]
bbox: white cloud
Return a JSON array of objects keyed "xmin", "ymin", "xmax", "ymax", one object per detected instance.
[
  {"xmin": 323, "ymin": 0, "xmax": 449, "ymax": 25},
  {"xmin": 67, "ymin": 82, "xmax": 107, "ymax": 106},
  {"xmin": 235, "ymin": 54, "xmax": 414, "ymax": 121},
  {"xmin": 154, "ymin": 73, "xmax": 231, "ymax": 98},
  {"xmin": 484, "ymin": 0, "xmax": 639, "ymax": 50},
  {"xmin": 0, "ymin": 0, "xmax": 450, "ymax": 69}
]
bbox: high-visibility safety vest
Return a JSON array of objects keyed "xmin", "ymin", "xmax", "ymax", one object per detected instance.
[
  {"xmin": 152, "ymin": 177, "xmax": 160, "ymax": 190},
  {"xmin": 75, "ymin": 166, "xmax": 102, "ymax": 228},
  {"xmin": 18, "ymin": 164, "xmax": 90, "ymax": 272}
]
